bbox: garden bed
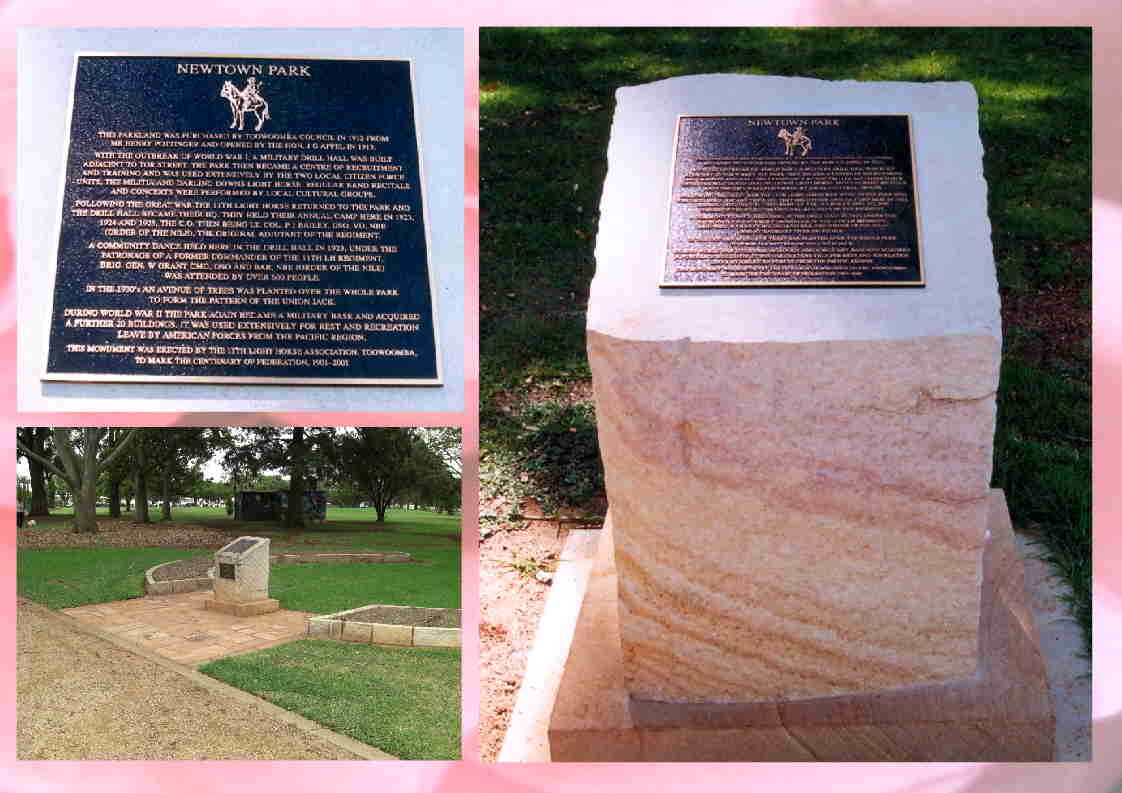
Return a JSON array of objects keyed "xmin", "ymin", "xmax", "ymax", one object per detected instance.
[
  {"xmin": 307, "ymin": 604, "xmax": 461, "ymax": 648},
  {"xmin": 145, "ymin": 552, "xmax": 415, "ymax": 596},
  {"xmin": 145, "ymin": 558, "xmax": 213, "ymax": 595},
  {"xmin": 271, "ymin": 551, "xmax": 411, "ymax": 564}
]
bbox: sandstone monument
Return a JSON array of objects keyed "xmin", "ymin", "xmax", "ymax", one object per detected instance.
[
  {"xmin": 205, "ymin": 536, "xmax": 280, "ymax": 617},
  {"xmin": 549, "ymin": 74, "xmax": 1054, "ymax": 761}
]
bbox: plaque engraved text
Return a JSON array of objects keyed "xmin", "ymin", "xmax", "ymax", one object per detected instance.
[
  {"xmin": 44, "ymin": 55, "xmax": 441, "ymax": 383},
  {"xmin": 663, "ymin": 115, "xmax": 923, "ymax": 287}
]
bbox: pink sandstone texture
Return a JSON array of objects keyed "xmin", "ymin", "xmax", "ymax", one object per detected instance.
[{"xmin": 588, "ymin": 75, "xmax": 1001, "ymax": 702}]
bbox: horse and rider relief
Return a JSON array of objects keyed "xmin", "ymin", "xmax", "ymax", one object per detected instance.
[
  {"xmin": 777, "ymin": 126, "xmax": 812, "ymax": 156},
  {"xmin": 220, "ymin": 77, "xmax": 270, "ymax": 131}
]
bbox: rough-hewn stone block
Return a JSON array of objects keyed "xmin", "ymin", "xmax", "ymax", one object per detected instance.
[
  {"xmin": 341, "ymin": 622, "xmax": 374, "ymax": 643},
  {"xmin": 548, "ymin": 497, "xmax": 1054, "ymax": 761},
  {"xmin": 414, "ymin": 627, "xmax": 461, "ymax": 648},
  {"xmin": 307, "ymin": 618, "xmax": 342, "ymax": 639},
  {"xmin": 372, "ymin": 624, "xmax": 414, "ymax": 646},
  {"xmin": 589, "ymin": 75, "xmax": 1001, "ymax": 702}
]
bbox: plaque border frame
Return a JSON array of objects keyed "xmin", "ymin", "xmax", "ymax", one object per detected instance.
[
  {"xmin": 659, "ymin": 113, "xmax": 925, "ymax": 289},
  {"xmin": 40, "ymin": 52, "xmax": 444, "ymax": 386}
]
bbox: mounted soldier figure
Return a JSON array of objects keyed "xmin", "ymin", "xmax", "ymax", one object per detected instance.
[{"xmin": 220, "ymin": 77, "xmax": 271, "ymax": 132}]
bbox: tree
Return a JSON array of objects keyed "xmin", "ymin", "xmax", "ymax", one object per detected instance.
[
  {"xmin": 222, "ymin": 427, "xmax": 336, "ymax": 529},
  {"xmin": 418, "ymin": 427, "xmax": 463, "ymax": 477},
  {"xmin": 285, "ymin": 427, "xmax": 308, "ymax": 529},
  {"xmin": 100, "ymin": 427, "xmax": 133, "ymax": 518},
  {"xmin": 16, "ymin": 428, "xmax": 53, "ymax": 516},
  {"xmin": 145, "ymin": 428, "xmax": 220, "ymax": 521},
  {"xmin": 326, "ymin": 480, "xmax": 365, "ymax": 508},
  {"xmin": 335, "ymin": 428, "xmax": 420, "ymax": 523},
  {"xmin": 16, "ymin": 428, "xmax": 139, "ymax": 533},
  {"xmin": 400, "ymin": 431, "xmax": 461, "ymax": 513},
  {"xmin": 133, "ymin": 429, "xmax": 152, "ymax": 524},
  {"xmin": 16, "ymin": 474, "xmax": 31, "ymax": 509},
  {"xmin": 189, "ymin": 478, "xmax": 232, "ymax": 506}
]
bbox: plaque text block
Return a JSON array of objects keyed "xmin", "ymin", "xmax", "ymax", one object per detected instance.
[
  {"xmin": 44, "ymin": 54, "xmax": 441, "ymax": 384},
  {"xmin": 663, "ymin": 115, "xmax": 923, "ymax": 287}
]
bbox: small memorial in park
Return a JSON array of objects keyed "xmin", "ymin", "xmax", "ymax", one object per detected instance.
[
  {"xmin": 205, "ymin": 536, "xmax": 279, "ymax": 617},
  {"xmin": 42, "ymin": 54, "xmax": 441, "ymax": 385},
  {"xmin": 549, "ymin": 75, "xmax": 1054, "ymax": 762}
]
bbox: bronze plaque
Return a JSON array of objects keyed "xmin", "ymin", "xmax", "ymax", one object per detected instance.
[
  {"xmin": 663, "ymin": 115, "xmax": 923, "ymax": 288},
  {"xmin": 43, "ymin": 54, "xmax": 442, "ymax": 385},
  {"xmin": 219, "ymin": 563, "xmax": 236, "ymax": 580}
]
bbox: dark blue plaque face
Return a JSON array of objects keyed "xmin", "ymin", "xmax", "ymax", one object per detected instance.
[
  {"xmin": 44, "ymin": 54, "xmax": 441, "ymax": 384},
  {"xmin": 221, "ymin": 538, "xmax": 258, "ymax": 554},
  {"xmin": 663, "ymin": 115, "xmax": 923, "ymax": 288}
]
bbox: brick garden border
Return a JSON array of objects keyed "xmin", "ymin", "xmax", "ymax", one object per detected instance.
[{"xmin": 307, "ymin": 604, "xmax": 461, "ymax": 648}]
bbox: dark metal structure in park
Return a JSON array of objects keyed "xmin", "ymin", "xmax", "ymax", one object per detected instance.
[{"xmin": 233, "ymin": 489, "xmax": 326, "ymax": 521}]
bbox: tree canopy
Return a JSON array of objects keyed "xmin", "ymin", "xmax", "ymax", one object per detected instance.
[{"xmin": 16, "ymin": 426, "xmax": 461, "ymax": 531}]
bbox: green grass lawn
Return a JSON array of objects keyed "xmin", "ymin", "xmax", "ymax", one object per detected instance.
[
  {"xmin": 18, "ymin": 507, "xmax": 460, "ymax": 613},
  {"xmin": 480, "ymin": 28, "xmax": 1091, "ymax": 654},
  {"xmin": 29, "ymin": 505, "xmax": 459, "ymax": 533},
  {"xmin": 18, "ymin": 506, "xmax": 461, "ymax": 760},
  {"xmin": 16, "ymin": 548, "xmax": 212, "ymax": 609},
  {"xmin": 199, "ymin": 640, "xmax": 460, "ymax": 760},
  {"xmin": 271, "ymin": 551, "xmax": 460, "ymax": 614}
]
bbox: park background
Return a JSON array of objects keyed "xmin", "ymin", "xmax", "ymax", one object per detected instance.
[
  {"xmin": 0, "ymin": 2, "xmax": 1119, "ymax": 793},
  {"xmin": 16, "ymin": 427, "xmax": 462, "ymax": 761},
  {"xmin": 477, "ymin": 25, "xmax": 1090, "ymax": 758}
]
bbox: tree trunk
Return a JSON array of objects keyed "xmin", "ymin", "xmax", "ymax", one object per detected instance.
[
  {"xmin": 160, "ymin": 466, "xmax": 172, "ymax": 520},
  {"xmin": 375, "ymin": 503, "xmax": 387, "ymax": 523},
  {"xmin": 68, "ymin": 428, "xmax": 105, "ymax": 534},
  {"xmin": 285, "ymin": 427, "xmax": 307, "ymax": 529},
  {"xmin": 73, "ymin": 473, "xmax": 100, "ymax": 533},
  {"xmin": 108, "ymin": 477, "xmax": 122, "ymax": 518},
  {"xmin": 24, "ymin": 429, "xmax": 51, "ymax": 516},
  {"xmin": 135, "ymin": 440, "xmax": 150, "ymax": 524}
]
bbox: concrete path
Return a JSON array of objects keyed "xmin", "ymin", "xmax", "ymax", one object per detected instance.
[
  {"xmin": 61, "ymin": 591, "xmax": 310, "ymax": 666},
  {"xmin": 18, "ymin": 598, "xmax": 392, "ymax": 760}
]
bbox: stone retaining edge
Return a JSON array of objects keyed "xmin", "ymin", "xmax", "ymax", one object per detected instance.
[
  {"xmin": 144, "ymin": 560, "xmax": 214, "ymax": 596},
  {"xmin": 272, "ymin": 552, "xmax": 412, "ymax": 564},
  {"xmin": 307, "ymin": 611, "xmax": 462, "ymax": 648}
]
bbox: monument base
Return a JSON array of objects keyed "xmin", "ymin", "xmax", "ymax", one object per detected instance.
[
  {"xmin": 204, "ymin": 597, "xmax": 280, "ymax": 617},
  {"xmin": 548, "ymin": 490, "xmax": 1055, "ymax": 762}
]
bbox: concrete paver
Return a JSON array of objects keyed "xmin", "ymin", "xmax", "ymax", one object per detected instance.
[{"xmin": 62, "ymin": 590, "xmax": 310, "ymax": 666}]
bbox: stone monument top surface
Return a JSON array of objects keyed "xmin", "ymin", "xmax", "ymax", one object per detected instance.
[
  {"xmin": 588, "ymin": 74, "xmax": 1000, "ymax": 345},
  {"xmin": 217, "ymin": 536, "xmax": 268, "ymax": 557}
]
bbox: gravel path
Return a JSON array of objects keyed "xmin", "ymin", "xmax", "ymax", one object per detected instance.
[{"xmin": 17, "ymin": 599, "xmax": 361, "ymax": 760}]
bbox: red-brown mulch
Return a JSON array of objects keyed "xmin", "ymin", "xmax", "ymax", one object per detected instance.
[
  {"xmin": 1000, "ymin": 265, "xmax": 1090, "ymax": 371},
  {"xmin": 478, "ymin": 482, "xmax": 566, "ymax": 761},
  {"xmin": 18, "ymin": 520, "xmax": 233, "ymax": 550}
]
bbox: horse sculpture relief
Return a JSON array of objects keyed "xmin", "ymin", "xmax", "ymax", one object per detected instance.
[
  {"xmin": 777, "ymin": 126, "xmax": 812, "ymax": 157},
  {"xmin": 220, "ymin": 77, "xmax": 270, "ymax": 132}
]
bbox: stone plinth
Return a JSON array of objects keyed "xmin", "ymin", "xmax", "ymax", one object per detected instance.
[
  {"xmin": 548, "ymin": 493, "xmax": 1054, "ymax": 762},
  {"xmin": 588, "ymin": 75, "xmax": 1001, "ymax": 703},
  {"xmin": 204, "ymin": 536, "xmax": 278, "ymax": 616}
]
